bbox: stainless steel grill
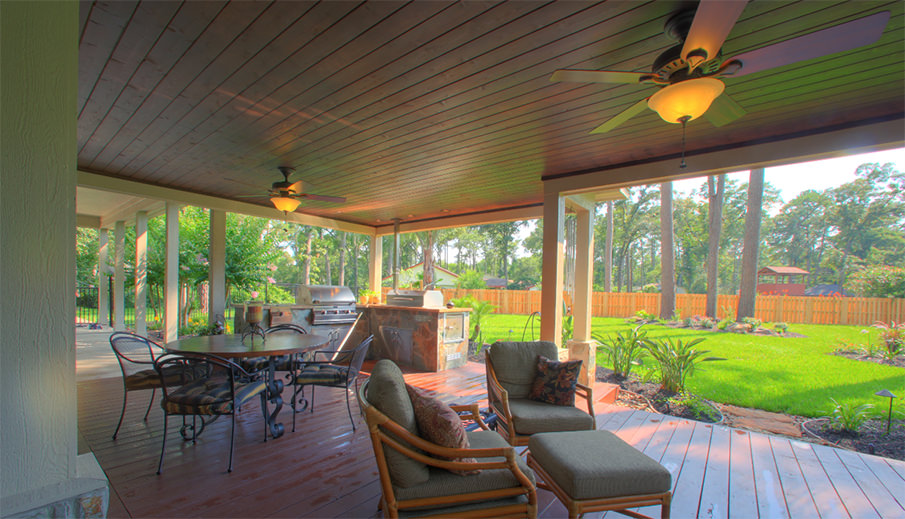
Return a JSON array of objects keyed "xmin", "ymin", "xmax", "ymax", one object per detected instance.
[
  {"xmin": 296, "ymin": 285, "xmax": 358, "ymax": 325},
  {"xmin": 385, "ymin": 289, "xmax": 444, "ymax": 308}
]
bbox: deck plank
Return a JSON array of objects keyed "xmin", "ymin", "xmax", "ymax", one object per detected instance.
[
  {"xmin": 858, "ymin": 455, "xmax": 905, "ymax": 511},
  {"xmin": 76, "ymin": 361, "xmax": 905, "ymax": 518},
  {"xmin": 728, "ymin": 429, "xmax": 758, "ymax": 519},
  {"xmin": 812, "ymin": 444, "xmax": 882, "ymax": 519},
  {"xmin": 789, "ymin": 440, "xmax": 849, "ymax": 519},
  {"xmin": 669, "ymin": 421, "xmax": 714, "ymax": 519},
  {"xmin": 770, "ymin": 437, "xmax": 821, "ymax": 519},
  {"xmin": 749, "ymin": 432, "xmax": 790, "ymax": 519},
  {"xmin": 834, "ymin": 449, "xmax": 904, "ymax": 519},
  {"xmin": 697, "ymin": 425, "xmax": 731, "ymax": 519}
]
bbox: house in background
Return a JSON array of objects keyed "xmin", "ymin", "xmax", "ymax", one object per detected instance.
[
  {"xmin": 384, "ymin": 263, "xmax": 459, "ymax": 289},
  {"xmin": 805, "ymin": 284, "xmax": 854, "ymax": 297},
  {"xmin": 757, "ymin": 266, "xmax": 810, "ymax": 296}
]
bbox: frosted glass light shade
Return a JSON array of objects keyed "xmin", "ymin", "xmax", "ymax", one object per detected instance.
[
  {"xmin": 647, "ymin": 78, "xmax": 725, "ymax": 123},
  {"xmin": 271, "ymin": 196, "xmax": 301, "ymax": 212}
]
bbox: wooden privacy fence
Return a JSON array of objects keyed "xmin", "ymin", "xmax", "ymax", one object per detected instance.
[{"xmin": 432, "ymin": 288, "xmax": 905, "ymax": 327}]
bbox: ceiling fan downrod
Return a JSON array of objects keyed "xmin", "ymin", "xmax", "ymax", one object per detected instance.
[{"xmin": 679, "ymin": 115, "xmax": 690, "ymax": 169}]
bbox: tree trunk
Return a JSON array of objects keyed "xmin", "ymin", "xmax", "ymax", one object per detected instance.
[
  {"xmin": 737, "ymin": 168, "xmax": 765, "ymax": 321},
  {"xmin": 659, "ymin": 182, "xmax": 676, "ymax": 319},
  {"xmin": 338, "ymin": 232, "xmax": 346, "ymax": 286},
  {"xmin": 303, "ymin": 230, "xmax": 312, "ymax": 285},
  {"xmin": 422, "ymin": 230, "xmax": 435, "ymax": 288},
  {"xmin": 351, "ymin": 234, "xmax": 358, "ymax": 293},
  {"xmin": 706, "ymin": 174, "xmax": 725, "ymax": 318},
  {"xmin": 605, "ymin": 201, "xmax": 614, "ymax": 292},
  {"xmin": 626, "ymin": 245, "xmax": 633, "ymax": 292}
]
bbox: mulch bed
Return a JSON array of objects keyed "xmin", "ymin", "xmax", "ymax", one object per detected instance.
[
  {"xmin": 803, "ymin": 418, "xmax": 905, "ymax": 461},
  {"xmin": 596, "ymin": 367, "xmax": 722, "ymax": 423},
  {"xmin": 831, "ymin": 350, "xmax": 905, "ymax": 368}
]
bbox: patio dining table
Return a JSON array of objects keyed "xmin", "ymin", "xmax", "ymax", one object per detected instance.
[{"xmin": 164, "ymin": 333, "xmax": 329, "ymax": 439}]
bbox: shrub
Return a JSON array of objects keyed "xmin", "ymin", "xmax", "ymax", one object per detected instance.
[
  {"xmin": 849, "ymin": 265, "xmax": 905, "ymax": 298},
  {"xmin": 700, "ymin": 317, "xmax": 716, "ymax": 329},
  {"xmin": 632, "ymin": 309, "xmax": 658, "ymax": 323},
  {"xmin": 593, "ymin": 326, "xmax": 648, "ymax": 379},
  {"xmin": 562, "ymin": 314, "xmax": 574, "ymax": 345},
  {"xmin": 642, "ymin": 337, "xmax": 724, "ymax": 393},
  {"xmin": 742, "ymin": 316, "xmax": 763, "ymax": 331},
  {"xmin": 717, "ymin": 317, "xmax": 732, "ymax": 330},
  {"xmin": 773, "ymin": 322, "xmax": 789, "ymax": 334},
  {"xmin": 450, "ymin": 295, "xmax": 497, "ymax": 345},
  {"xmin": 873, "ymin": 320, "xmax": 904, "ymax": 361},
  {"xmin": 827, "ymin": 398, "xmax": 874, "ymax": 433},
  {"xmin": 454, "ymin": 269, "xmax": 486, "ymax": 289},
  {"xmin": 668, "ymin": 393, "xmax": 720, "ymax": 422}
]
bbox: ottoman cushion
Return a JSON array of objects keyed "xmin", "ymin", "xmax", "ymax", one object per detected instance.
[{"xmin": 529, "ymin": 430, "xmax": 671, "ymax": 500}]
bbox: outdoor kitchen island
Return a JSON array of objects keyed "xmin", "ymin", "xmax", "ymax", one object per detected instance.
[{"xmin": 358, "ymin": 302, "xmax": 470, "ymax": 372}]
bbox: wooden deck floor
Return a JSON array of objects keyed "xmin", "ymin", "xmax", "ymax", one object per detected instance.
[{"xmin": 78, "ymin": 361, "xmax": 905, "ymax": 519}]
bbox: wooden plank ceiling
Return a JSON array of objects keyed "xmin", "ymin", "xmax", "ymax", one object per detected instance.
[{"xmin": 78, "ymin": 1, "xmax": 905, "ymax": 227}]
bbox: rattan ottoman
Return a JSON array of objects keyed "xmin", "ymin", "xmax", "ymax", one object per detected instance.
[{"xmin": 527, "ymin": 430, "xmax": 672, "ymax": 519}]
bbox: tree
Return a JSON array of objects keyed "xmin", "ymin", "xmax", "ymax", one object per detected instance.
[
  {"xmin": 706, "ymin": 175, "xmax": 724, "ymax": 317},
  {"xmin": 737, "ymin": 169, "xmax": 765, "ymax": 321},
  {"xmin": 659, "ymin": 182, "xmax": 676, "ymax": 319},
  {"xmin": 604, "ymin": 201, "xmax": 614, "ymax": 292}
]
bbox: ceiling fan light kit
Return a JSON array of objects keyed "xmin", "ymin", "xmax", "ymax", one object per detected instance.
[
  {"xmin": 271, "ymin": 196, "xmax": 301, "ymax": 213},
  {"xmin": 647, "ymin": 77, "xmax": 724, "ymax": 123}
]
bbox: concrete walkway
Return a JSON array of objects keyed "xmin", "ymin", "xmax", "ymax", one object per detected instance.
[{"xmin": 75, "ymin": 325, "xmax": 121, "ymax": 382}]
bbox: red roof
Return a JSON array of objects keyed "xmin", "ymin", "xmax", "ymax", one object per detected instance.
[{"xmin": 758, "ymin": 266, "xmax": 810, "ymax": 275}]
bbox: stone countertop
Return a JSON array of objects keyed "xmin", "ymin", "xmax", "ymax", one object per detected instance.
[{"xmin": 358, "ymin": 304, "xmax": 471, "ymax": 313}]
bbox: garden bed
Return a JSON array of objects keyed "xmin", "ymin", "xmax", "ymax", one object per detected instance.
[
  {"xmin": 802, "ymin": 418, "xmax": 905, "ymax": 461},
  {"xmin": 831, "ymin": 349, "xmax": 905, "ymax": 368},
  {"xmin": 596, "ymin": 367, "xmax": 722, "ymax": 423}
]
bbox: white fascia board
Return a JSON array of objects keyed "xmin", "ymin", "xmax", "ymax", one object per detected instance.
[
  {"xmin": 374, "ymin": 205, "xmax": 543, "ymax": 236},
  {"xmin": 78, "ymin": 170, "xmax": 374, "ymax": 235}
]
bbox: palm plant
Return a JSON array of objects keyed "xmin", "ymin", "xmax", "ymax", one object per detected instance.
[
  {"xmin": 593, "ymin": 326, "xmax": 648, "ymax": 379},
  {"xmin": 642, "ymin": 337, "xmax": 724, "ymax": 393}
]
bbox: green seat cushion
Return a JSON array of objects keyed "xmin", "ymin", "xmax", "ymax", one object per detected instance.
[
  {"xmin": 162, "ymin": 377, "xmax": 265, "ymax": 415},
  {"xmin": 488, "ymin": 341, "xmax": 558, "ymax": 399},
  {"xmin": 529, "ymin": 430, "xmax": 671, "ymax": 500},
  {"xmin": 503, "ymin": 398, "xmax": 594, "ymax": 435},
  {"xmin": 394, "ymin": 430, "xmax": 535, "ymax": 503},
  {"xmin": 366, "ymin": 360, "xmax": 429, "ymax": 488},
  {"xmin": 294, "ymin": 364, "xmax": 348, "ymax": 386},
  {"xmin": 240, "ymin": 354, "xmax": 293, "ymax": 373}
]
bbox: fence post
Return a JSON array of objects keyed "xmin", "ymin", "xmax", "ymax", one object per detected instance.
[{"xmin": 840, "ymin": 298, "xmax": 848, "ymax": 325}]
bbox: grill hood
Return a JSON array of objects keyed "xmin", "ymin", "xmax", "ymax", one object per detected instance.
[{"xmin": 296, "ymin": 285, "xmax": 356, "ymax": 306}]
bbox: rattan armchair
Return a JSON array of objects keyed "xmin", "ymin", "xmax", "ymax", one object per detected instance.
[
  {"xmin": 485, "ymin": 341, "xmax": 596, "ymax": 447},
  {"xmin": 359, "ymin": 359, "xmax": 537, "ymax": 518}
]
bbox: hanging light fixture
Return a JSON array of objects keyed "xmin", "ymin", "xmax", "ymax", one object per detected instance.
[
  {"xmin": 270, "ymin": 196, "xmax": 301, "ymax": 213},
  {"xmin": 647, "ymin": 77, "xmax": 725, "ymax": 123}
]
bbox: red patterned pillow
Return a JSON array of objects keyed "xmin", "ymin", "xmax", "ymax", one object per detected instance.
[
  {"xmin": 405, "ymin": 384, "xmax": 480, "ymax": 476},
  {"xmin": 528, "ymin": 355, "xmax": 582, "ymax": 406}
]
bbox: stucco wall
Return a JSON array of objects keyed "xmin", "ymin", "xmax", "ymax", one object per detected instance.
[{"xmin": 1, "ymin": 0, "xmax": 78, "ymax": 500}]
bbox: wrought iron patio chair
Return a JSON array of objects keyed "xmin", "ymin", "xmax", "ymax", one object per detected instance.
[
  {"xmin": 154, "ymin": 352, "xmax": 267, "ymax": 473},
  {"xmin": 290, "ymin": 334, "xmax": 373, "ymax": 432},
  {"xmin": 239, "ymin": 323, "xmax": 308, "ymax": 375},
  {"xmin": 485, "ymin": 341, "xmax": 596, "ymax": 447},
  {"xmin": 110, "ymin": 331, "xmax": 180, "ymax": 440}
]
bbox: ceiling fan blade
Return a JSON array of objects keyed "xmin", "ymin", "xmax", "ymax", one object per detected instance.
[
  {"xmin": 299, "ymin": 193, "xmax": 346, "ymax": 204},
  {"xmin": 590, "ymin": 98, "xmax": 650, "ymax": 134},
  {"xmin": 704, "ymin": 93, "xmax": 746, "ymax": 127},
  {"xmin": 682, "ymin": 0, "xmax": 748, "ymax": 69},
  {"xmin": 723, "ymin": 11, "xmax": 890, "ymax": 77},
  {"xmin": 551, "ymin": 69, "xmax": 650, "ymax": 84},
  {"xmin": 287, "ymin": 181, "xmax": 304, "ymax": 195},
  {"xmin": 233, "ymin": 194, "xmax": 267, "ymax": 198}
]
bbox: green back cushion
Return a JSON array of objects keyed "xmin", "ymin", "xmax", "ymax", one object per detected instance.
[
  {"xmin": 488, "ymin": 341, "xmax": 558, "ymax": 399},
  {"xmin": 366, "ymin": 359, "xmax": 430, "ymax": 487}
]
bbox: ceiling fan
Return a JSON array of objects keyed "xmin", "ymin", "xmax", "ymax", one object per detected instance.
[
  {"xmin": 235, "ymin": 167, "xmax": 346, "ymax": 213},
  {"xmin": 552, "ymin": 1, "xmax": 891, "ymax": 134}
]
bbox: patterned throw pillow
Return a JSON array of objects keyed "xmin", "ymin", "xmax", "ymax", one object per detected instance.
[
  {"xmin": 405, "ymin": 384, "xmax": 480, "ymax": 476},
  {"xmin": 528, "ymin": 355, "xmax": 582, "ymax": 406}
]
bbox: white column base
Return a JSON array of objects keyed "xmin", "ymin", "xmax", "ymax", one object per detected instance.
[
  {"xmin": 566, "ymin": 339, "xmax": 598, "ymax": 387},
  {"xmin": 1, "ymin": 453, "xmax": 108, "ymax": 518}
]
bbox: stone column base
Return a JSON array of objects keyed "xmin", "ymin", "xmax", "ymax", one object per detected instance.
[
  {"xmin": 566, "ymin": 339, "xmax": 597, "ymax": 387},
  {"xmin": 2, "ymin": 453, "xmax": 108, "ymax": 518}
]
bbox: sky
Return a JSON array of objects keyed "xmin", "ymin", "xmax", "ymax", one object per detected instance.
[{"xmin": 672, "ymin": 147, "xmax": 904, "ymax": 201}]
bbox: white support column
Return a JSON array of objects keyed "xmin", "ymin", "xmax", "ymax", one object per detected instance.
[
  {"xmin": 369, "ymin": 234, "xmax": 383, "ymax": 302},
  {"xmin": 540, "ymin": 191, "xmax": 565, "ymax": 345},
  {"xmin": 134, "ymin": 211, "xmax": 148, "ymax": 336},
  {"xmin": 566, "ymin": 195, "xmax": 597, "ymax": 386},
  {"xmin": 208, "ymin": 209, "xmax": 226, "ymax": 324},
  {"xmin": 165, "ymin": 203, "xmax": 180, "ymax": 342},
  {"xmin": 97, "ymin": 228, "xmax": 109, "ymax": 326},
  {"xmin": 113, "ymin": 220, "xmax": 126, "ymax": 332}
]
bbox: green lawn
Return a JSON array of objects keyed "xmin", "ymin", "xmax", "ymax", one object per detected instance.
[{"xmin": 480, "ymin": 314, "xmax": 905, "ymax": 418}]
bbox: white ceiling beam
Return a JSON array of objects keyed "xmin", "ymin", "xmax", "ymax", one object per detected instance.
[
  {"xmin": 543, "ymin": 118, "xmax": 904, "ymax": 194},
  {"xmin": 76, "ymin": 214, "xmax": 101, "ymax": 228},
  {"xmin": 78, "ymin": 170, "xmax": 375, "ymax": 235},
  {"xmin": 374, "ymin": 205, "xmax": 543, "ymax": 236}
]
